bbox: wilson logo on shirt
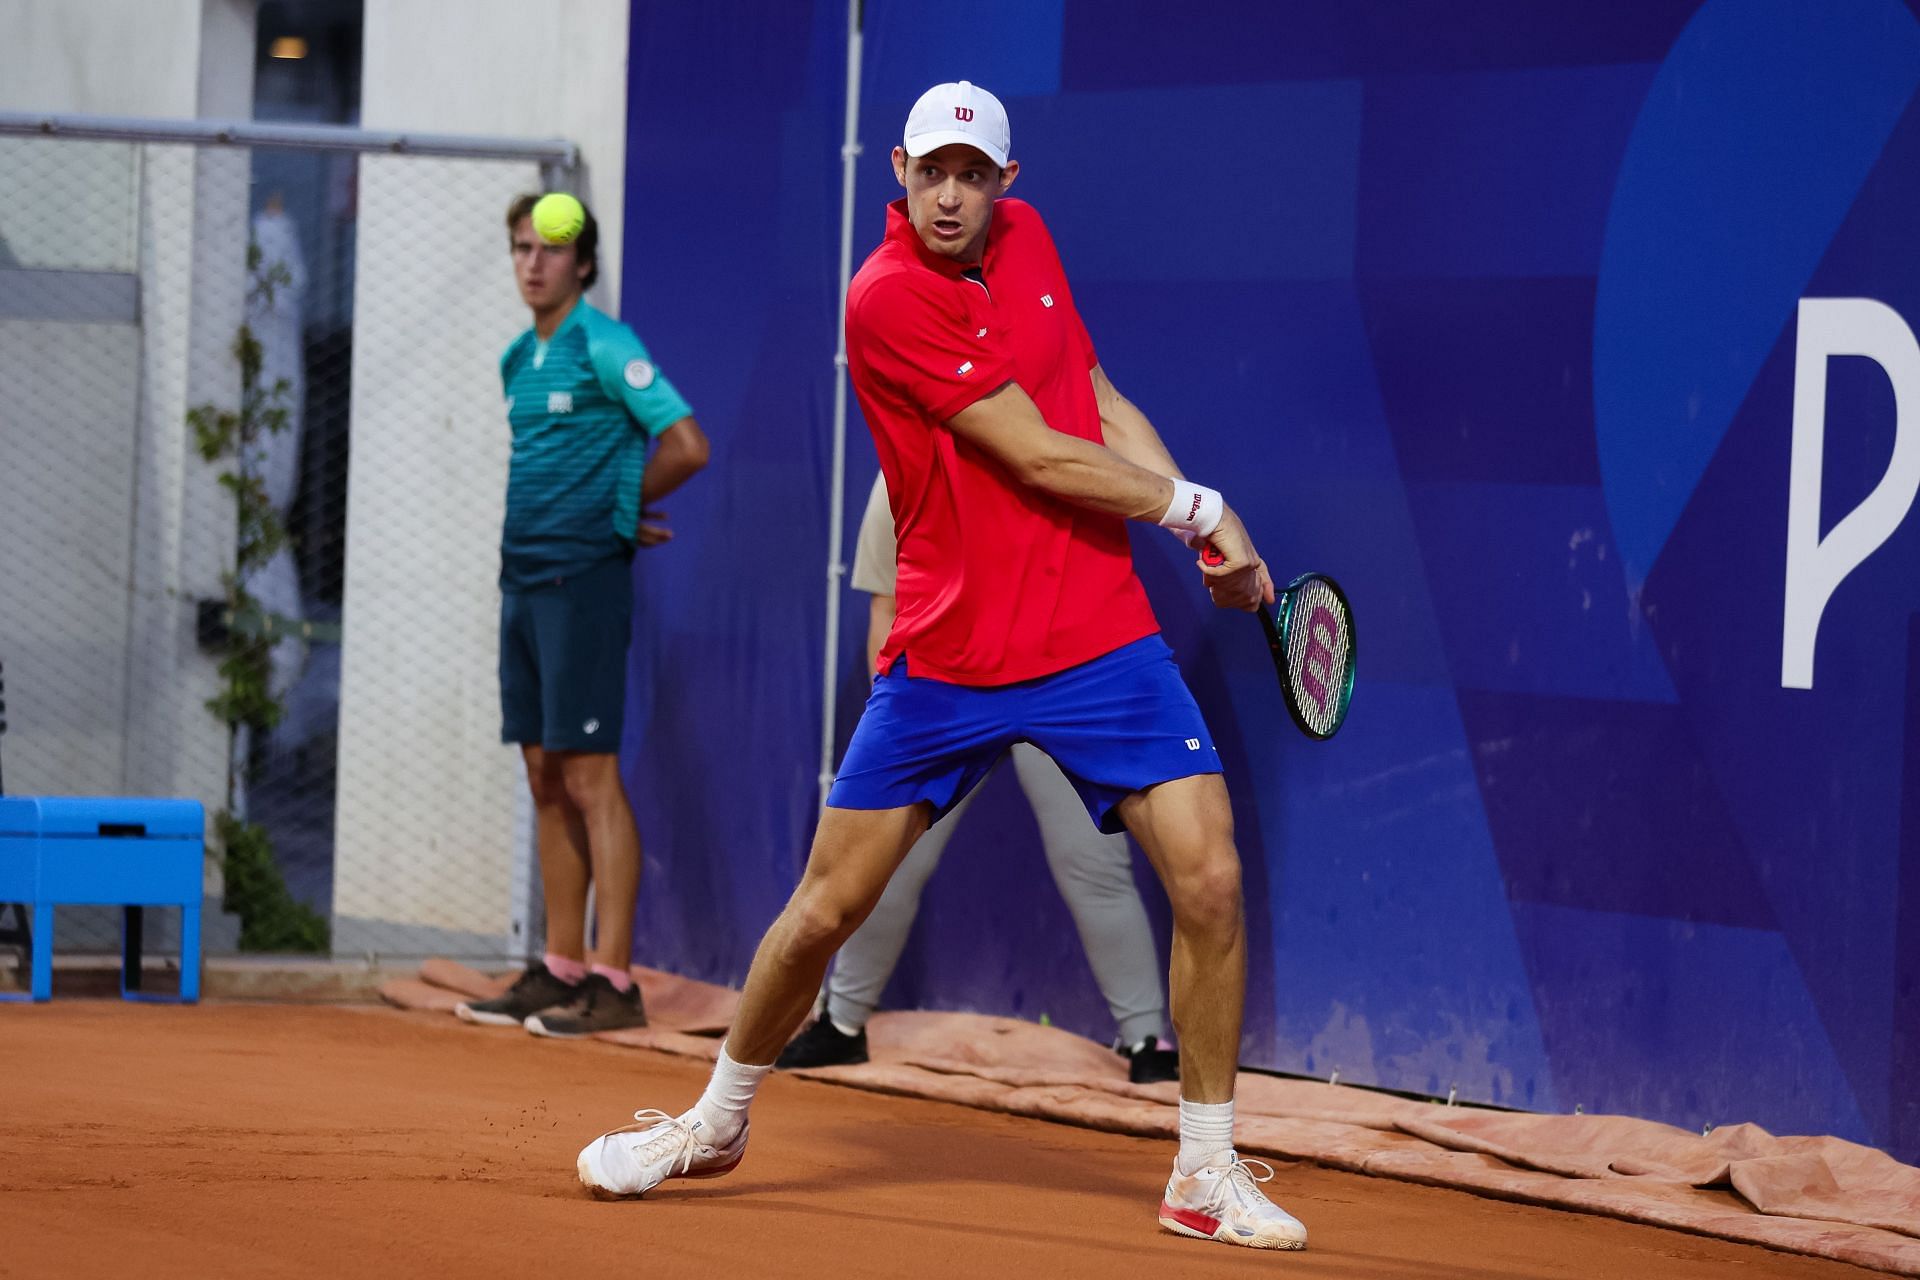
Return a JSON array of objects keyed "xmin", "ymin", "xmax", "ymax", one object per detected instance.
[{"xmin": 548, "ymin": 391, "xmax": 573, "ymax": 414}]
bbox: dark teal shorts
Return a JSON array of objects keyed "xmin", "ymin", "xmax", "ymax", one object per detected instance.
[{"xmin": 499, "ymin": 556, "xmax": 633, "ymax": 753}]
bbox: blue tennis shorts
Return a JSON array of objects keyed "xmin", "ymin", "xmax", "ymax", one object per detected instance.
[{"xmin": 828, "ymin": 634, "xmax": 1220, "ymax": 833}]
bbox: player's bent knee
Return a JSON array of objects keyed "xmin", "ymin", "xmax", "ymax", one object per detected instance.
[
  {"xmin": 1164, "ymin": 857, "xmax": 1243, "ymax": 935},
  {"xmin": 783, "ymin": 888, "xmax": 864, "ymax": 957}
]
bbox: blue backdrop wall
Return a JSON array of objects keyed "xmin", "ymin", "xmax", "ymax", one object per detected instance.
[{"xmin": 619, "ymin": 0, "xmax": 1920, "ymax": 1161}]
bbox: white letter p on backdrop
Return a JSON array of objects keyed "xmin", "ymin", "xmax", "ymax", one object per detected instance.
[{"xmin": 1782, "ymin": 298, "xmax": 1920, "ymax": 689}]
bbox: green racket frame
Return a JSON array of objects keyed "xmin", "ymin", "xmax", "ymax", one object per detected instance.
[{"xmin": 1260, "ymin": 573, "xmax": 1355, "ymax": 740}]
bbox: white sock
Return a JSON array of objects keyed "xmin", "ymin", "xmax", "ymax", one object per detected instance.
[
  {"xmin": 1177, "ymin": 1098, "xmax": 1235, "ymax": 1175},
  {"xmin": 692, "ymin": 1046, "xmax": 772, "ymax": 1145}
]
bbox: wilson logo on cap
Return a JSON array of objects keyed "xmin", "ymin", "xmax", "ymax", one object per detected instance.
[{"xmin": 904, "ymin": 80, "xmax": 1011, "ymax": 169}]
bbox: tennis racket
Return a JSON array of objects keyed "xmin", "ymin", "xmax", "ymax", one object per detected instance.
[{"xmin": 1201, "ymin": 547, "xmax": 1356, "ymax": 740}]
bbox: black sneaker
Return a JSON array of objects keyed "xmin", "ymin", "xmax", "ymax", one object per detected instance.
[
  {"xmin": 454, "ymin": 961, "xmax": 580, "ymax": 1027},
  {"xmin": 775, "ymin": 1017, "xmax": 868, "ymax": 1069},
  {"xmin": 523, "ymin": 972, "xmax": 648, "ymax": 1038},
  {"xmin": 1123, "ymin": 1035, "xmax": 1180, "ymax": 1084}
]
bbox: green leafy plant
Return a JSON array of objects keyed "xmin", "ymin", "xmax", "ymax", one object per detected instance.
[
  {"xmin": 190, "ymin": 243, "xmax": 327, "ymax": 953},
  {"xmin": 213, "ymin": 810, "xmax": 325, "ymax": 952}
]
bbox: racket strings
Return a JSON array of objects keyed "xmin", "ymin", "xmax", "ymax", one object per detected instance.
[{"xmin": 1284, "ymin": 580, "xmax": 1351, "ymax": 736}]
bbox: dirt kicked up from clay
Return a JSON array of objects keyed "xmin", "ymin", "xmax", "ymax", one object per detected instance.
[{"xmin": 0, "ymin": 1002, "xmax": 1888, "ymax": 1280}]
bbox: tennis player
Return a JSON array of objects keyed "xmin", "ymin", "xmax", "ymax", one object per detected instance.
[
  {"xmin": 577, "ymin": 82, "xmax": 1305, "ymax": 1250},
  {"xmin": 455, "ymin": 194, "xmax": 709, "ymax": 1038}
]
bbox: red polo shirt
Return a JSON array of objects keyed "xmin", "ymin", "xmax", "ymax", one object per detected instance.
[{"xmin": 845, "ymin": 197, "xmax": 1160, "ymax": 686}]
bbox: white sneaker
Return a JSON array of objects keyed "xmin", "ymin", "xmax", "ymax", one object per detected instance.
[
  {"xmin": 1159, "ymin": 1155, "xmax": 1308, "ymax": 1250},
  {"xmin": 576, "ymin": 1108, "xmax": 747, "ymax": 1199}
]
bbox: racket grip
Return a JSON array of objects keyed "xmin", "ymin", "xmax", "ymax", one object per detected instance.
[{"xmin": 1200, "ymin": 542, "xmax": 1224, "ymax": 566}]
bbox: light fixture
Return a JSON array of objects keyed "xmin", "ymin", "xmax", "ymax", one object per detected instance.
[{"xmin": 269, "ymin": 36, "xmax": 308, "ymax": 59}]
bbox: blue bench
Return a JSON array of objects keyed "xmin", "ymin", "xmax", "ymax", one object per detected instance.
[{"xmin": 0, "ymin": 796, "xmax": 204, "ymax": 1002}]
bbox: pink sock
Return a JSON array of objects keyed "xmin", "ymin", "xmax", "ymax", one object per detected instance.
[
  {"xmin": 591, "ymin": 963, "xmax": 633, "ymax": 993},
  {"xmin": 543, "ymin": 953, "xmax": 587, "ymax": 984}
]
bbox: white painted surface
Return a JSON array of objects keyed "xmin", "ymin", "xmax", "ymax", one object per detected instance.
[
  {"xmin": 0, "ymin": 317, "xmax": 141, "ymax": 794},
  {"xmin": 360, "ymin": 0, "xmax": 631, "ymax": 308},
  {"xmin": 332, "ymin": 0, "xmax": 629, "ymax": 954},
  {"xmin": 0, "ymin": 2, "xmax": 254, "ymax": 847},
  {"xmin": 0, "ymin": 0, "xmax": 205, "ymax": 117}
]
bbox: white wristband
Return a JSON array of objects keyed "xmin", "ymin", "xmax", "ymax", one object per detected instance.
[{"xmin": 1158, "ymin": 480, "xmax": 1223, "ymax": 539}]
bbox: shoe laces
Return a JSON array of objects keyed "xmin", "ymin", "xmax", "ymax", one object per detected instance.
[
  {"xmin": 1222, "ymin": 1156, "xmax": 1278, "ymax": 1207},
  {"xmin": 606, "ymin": 1109, "xmax": 704, "ymax": 1175}
]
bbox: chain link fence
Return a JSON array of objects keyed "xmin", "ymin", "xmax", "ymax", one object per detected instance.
[{"xmin": 0, "ymin": 114, "xmax": 579, "ymax": 965}]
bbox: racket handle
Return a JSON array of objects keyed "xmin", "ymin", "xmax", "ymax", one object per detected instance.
[{"xmin": 1200, "ymin": 542, "xmax": 1224, "ymax": 566}]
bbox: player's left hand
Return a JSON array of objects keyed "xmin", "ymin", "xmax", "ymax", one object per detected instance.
[
  {"xmin": 637, "ymin": 510, "xmax": 673, "ymax": 547},
  {"xmin": 1198, "ymin": 507, "xmax": 1275, "ymax": 612}
]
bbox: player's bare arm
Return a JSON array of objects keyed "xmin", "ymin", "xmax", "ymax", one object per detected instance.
[
  {"xmin": 635, "ymin": 415, "xmax": 711, "ymax": 545},
  {"xmin": 642, "ymin": 416, "xmax": 710, "ymax": 502},
  {"xmin": 1092, "ymin": 364, "xmax": 1184, "ymax": 478},
  {"xmin": 947, "ymin": 379, "xmax": 1173, "ymax": 513},
  {"xmin": 1091, "ymin": 365, "xmax": 1275, "ymax": 610},
  {"xmin": 948, "ymin": 380, "xmax": 1269, "ymax": 610}
]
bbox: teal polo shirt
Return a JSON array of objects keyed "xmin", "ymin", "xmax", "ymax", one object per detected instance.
[{"xmin": 498, "ymin": 299, "xmax": 693, "ymax": 589}]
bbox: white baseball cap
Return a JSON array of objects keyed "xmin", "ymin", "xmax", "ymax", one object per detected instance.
[{"xmin": 903, "ymin": 80, "xmax": 1011, "ymax": 169}]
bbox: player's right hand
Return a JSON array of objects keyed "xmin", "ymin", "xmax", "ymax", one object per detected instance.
[{"xmin": 1198, "ymin": 507, "xmax": 1275, "ymax": 612}]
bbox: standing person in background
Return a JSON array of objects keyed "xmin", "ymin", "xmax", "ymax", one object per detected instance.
[
  {"xmin": 778, "ymin": 473, "xmax": 1179, "ymax": 1083},
  {"xmin": 456, "ymin": 193, "xmax": 710, "ymax": 1038}
]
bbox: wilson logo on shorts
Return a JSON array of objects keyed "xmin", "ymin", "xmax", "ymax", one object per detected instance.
[
  {"xmin": 1041, "ymin": 294, "xmax": 1055, "ymax": 308},
  {"xmin": 1185, "ymin": 738, "xmax": 1201, "ymax": 750}
]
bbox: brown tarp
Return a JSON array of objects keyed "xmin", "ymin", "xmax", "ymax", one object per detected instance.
[{"xmin": 382, "ymin": 963, "xmax": 1920, "ymax": 1275}]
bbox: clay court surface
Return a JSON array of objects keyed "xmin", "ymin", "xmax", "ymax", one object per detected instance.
[{"xmin": 0, "ymin": 1002, "xmax": 1888, "ymax": 1279}]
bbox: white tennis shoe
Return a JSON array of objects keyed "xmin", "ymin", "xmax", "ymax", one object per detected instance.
[
  {"xmin": 576, "ymin": 1108, "xmax": 747, "ymax": 1198},
  {"xmin": 1158, "ymin": 1154, "xmax": 1309, "ymax": 1250}
]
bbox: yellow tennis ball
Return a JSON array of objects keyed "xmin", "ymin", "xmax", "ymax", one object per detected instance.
[{"xmin": 531, "ymin": 192, "xmax": 585, "ymax": 245}]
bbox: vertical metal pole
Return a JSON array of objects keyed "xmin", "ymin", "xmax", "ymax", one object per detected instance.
[{"xmin": 818, "ymin": 0, "xmax": 865, "ymax": 808}]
